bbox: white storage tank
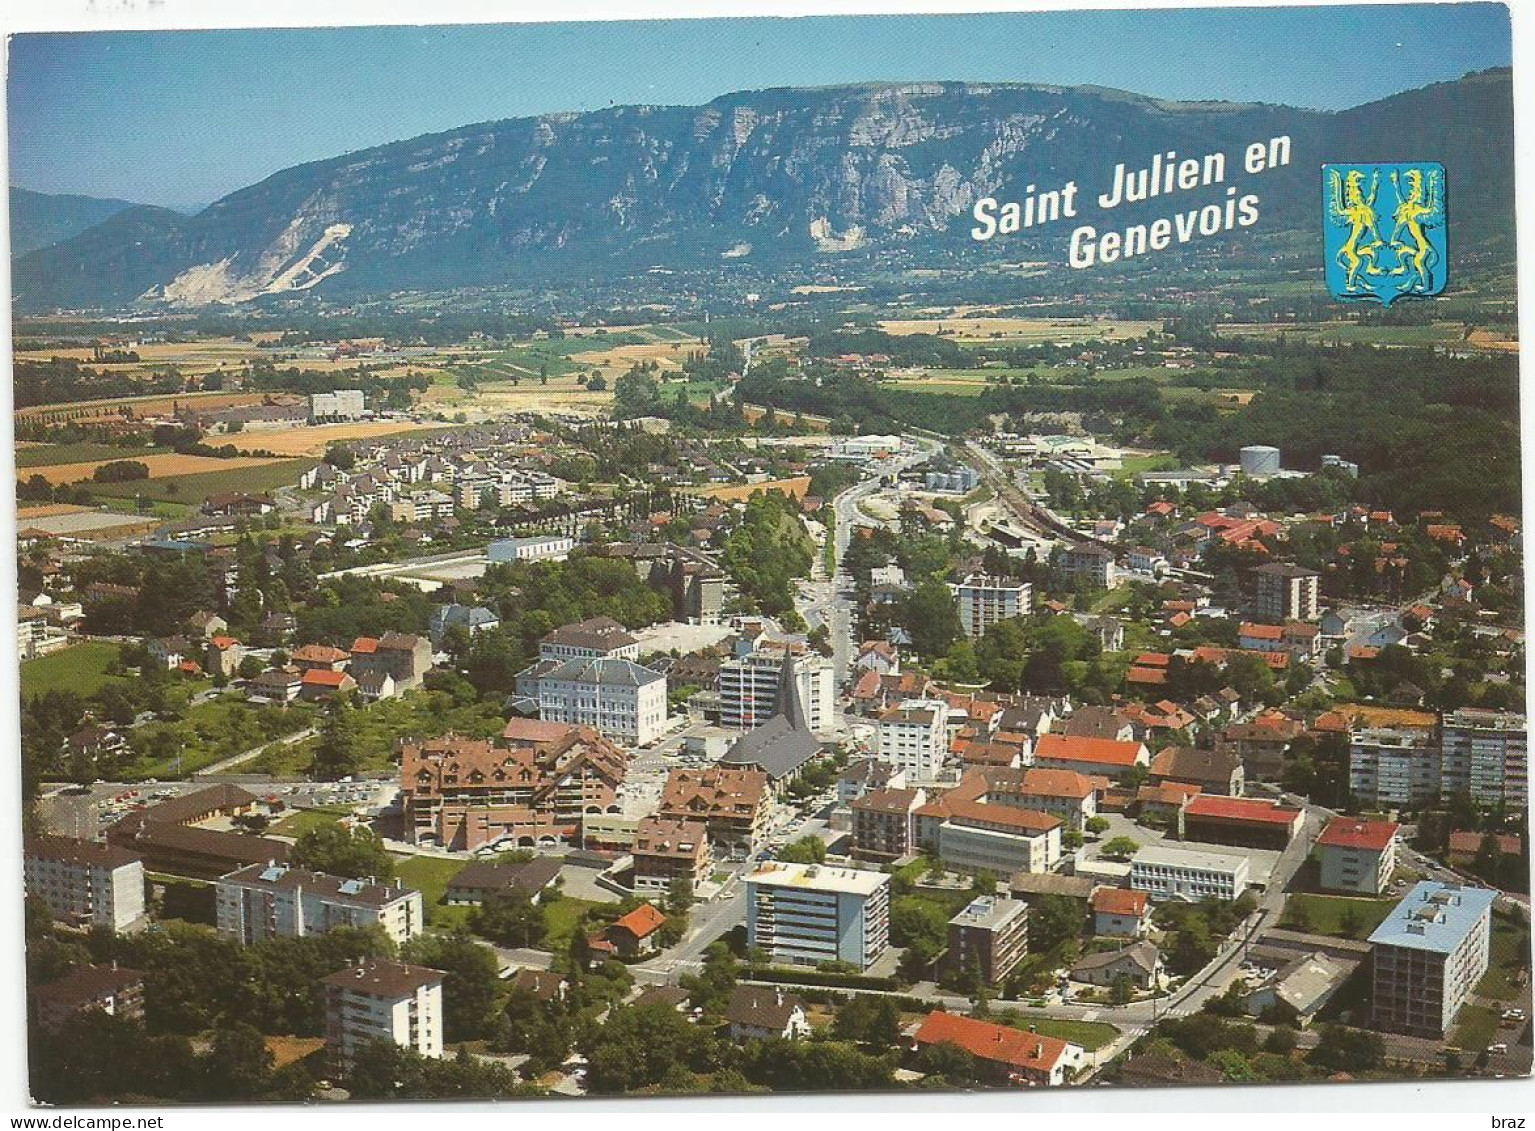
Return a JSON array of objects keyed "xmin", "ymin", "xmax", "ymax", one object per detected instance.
[{"xmin": 1240, "ymin": 445, "xmax": 1281, "ymax": 476}]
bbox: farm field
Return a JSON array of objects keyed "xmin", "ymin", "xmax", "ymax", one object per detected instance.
[
  {"xmin": 228, "ymin": 419, "xmax": 446, "ymax": 457},
  {"xmin": 86, "ymin": 458, "xmax": 316, "ymax": 504},
  {"xmin": 20, "ymin": 642, "xmax": 128, "ymax": 700},
  {"xmin": 1220, "ymin": 320, "xmax": 1505, "ymax": 348},
  {"xmin": 23, "ymin": 451, "xmax": 289, "ymax": 487},
  {"xmin": 877, "ymin": 316, "xmax": 1160, "ymax": 343},
  {"xmin": 15, "ymin": 443, "xmax": 169, "ymax": 469}
]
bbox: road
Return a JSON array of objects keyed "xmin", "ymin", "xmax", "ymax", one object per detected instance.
[{"xmin": 796, "ymin": 435, "xmax": 940, "ymax": 687}]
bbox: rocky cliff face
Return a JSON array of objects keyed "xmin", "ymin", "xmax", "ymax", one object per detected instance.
[{"xmin": 12, "ymin": 70, "xmax": 1513, "ymax": 310}]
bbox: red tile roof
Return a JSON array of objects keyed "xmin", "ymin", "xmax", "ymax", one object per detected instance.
[
  {"xmin": 1035, "ymin": 734, "xmax": 1145, "ymax": 768},
  {"xmin": 351, "ymin": 636, "xmax": 380, "ymax": 654},
  {"xmin": 1184, "ymin": 795, "xmax": 1301, "ymax": 827},
  {"xmin": 611, "ymin": 902, "xmax": 667, "ymax": 939},
  {"xmin": 914, "ymin": 1011, "xmax": 1073, "ymax": 1075},
  {"xmin": 1317, "ymin": 817, "xmax": 1399, "ymax": 852},
  {"xmin": 1092, "ymin": 887, "xmax": 1149, "ymax": 917},
  {"xmin": 301, "ymin": 668, "xmax": 350, "ymax": 688}
]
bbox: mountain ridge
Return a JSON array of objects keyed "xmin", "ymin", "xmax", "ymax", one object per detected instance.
[{"xmin": 12, "ymin": 68, "xmax": 1513, "ymax": 312}]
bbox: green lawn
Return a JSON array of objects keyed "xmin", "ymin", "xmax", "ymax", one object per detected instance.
[
  {"xmin": 248, "ymin": 692, "xmax": 505, "ymax": 777},
  {"xmin": 21, "ymin": 642, "xmax": 129, "ymax": 700},
  {"xmin": 1474, "ymin": 908, "xmax": 1532, "ymax": 1001},
  {"xmin": 393, "ymin": 854, "xmax": 473, "ymax": 929},
  {"xmin": 1452, "ymin": 1003, "xmax": 1500, "ymax": 1053},
  {"xmin": 542, "ymin": 896, "xmax": 605, "ymax": 953},
  {"xmin": 1281, "ymin": 893, "xmax": 1396, "ymax": 939},
  {"xmin": 271, "ymin": 805, "xmax": 352, "ymax": 838},
  {"xmin": 124, "ymin": 697, "xmax": 318, "ymax": 780},
  {"xmin": 997, "ymin": 1012, "xmax": 1120, "ymax": 1052}
]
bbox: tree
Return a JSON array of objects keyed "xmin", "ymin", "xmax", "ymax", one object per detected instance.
[
  {"xmin": 471, "ymin": 889, "xmax": 546, "ymax": 948},
  {"xmin": 399, "ymin": 932, "xmax": 504, "ymax": 1042},
  {"xmin": 666, "ymin": 874, "xmax": 695, "ymax": 916},
  {"xmin": 197, "ymin": 1020, "xmax": 273, "ymax": 1100},
  {"xmin": 290, "ymin": 824, "xmax": 394, "ymax": 881},
  {"xmin": 1085, "ymin": 816, "xmax": 1111, "ymax": 835},
  {"xmin": 777, "ymin": 835, "xmax": 827, "ymax": 864},
  {"xmin": 1109, "ymin": 971, "xmax": 1136, "ymax": 1005},
  {"xmin": 914, "ymin": 1040, "xmax": 982, "ymax": 1086},
  {"xmin": 311, "ymin": 697, "xmax": 361, "ymax": 781},
  {"xmin": 1310, "ymin": 1024, "xmax": 1385, "ymax": 1073},
  {"xmin": 1100, "ymin": 836, "xmax": 1140, "ymax": 861},
  {"xmin": 831, "ymin": 994, "xmax": 902, "ymax": 1049}
]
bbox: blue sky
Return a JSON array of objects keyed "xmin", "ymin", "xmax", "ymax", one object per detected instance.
[{"xmin": 6, "ymin": 4, "xmax": 1512, "ymax": 209}]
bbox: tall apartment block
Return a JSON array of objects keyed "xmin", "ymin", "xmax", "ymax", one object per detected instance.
[
  {"xmin": 950, "ymin": 574, "xmax": 1032, "ymax": 639},
  {"xmin": 745, "ymin": 861, "xmax": 891, "ymax": 971},
  {"xmin": 876, "ymin": 698, "xmax": 952, "ymax": 781},
  {"xmin": 1369, "ymin": 881, "xmax": 1496, "ymax": 1037},
  {"xmin": 24, "ymin": 836, "xmax": 146, "ymax": 932},
  {"xmin": 719, "ymin": 649, "xmax": 834, "ymax": 731},
  {"xmin": 1252, "ymin": 562, "xmax": 1320, "ymax": 623},
  {"xmin": 1440, "ymin": 708, "xmax": 1528, "ymax": 812},
  {"xmin": 1348, "ymin": 726, "xmax": 1440, "ymax": 808},
  {"xmin": 321, "ymin": 959, "xmax": 445, "ymax": 1073}
]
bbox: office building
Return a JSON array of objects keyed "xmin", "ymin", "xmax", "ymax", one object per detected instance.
[
  {"xmin": 719, "ymin": 648, "xmax": 834, "ymax": 732},
  {"xmin": 1130, "ymin": 844, "xmax": 1250, "ymax": 902}
]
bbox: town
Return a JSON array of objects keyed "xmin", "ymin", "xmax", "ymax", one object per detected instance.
[{"xmin": 15, "ymin": 307, "xmax": 1529, "ymax": 1102}]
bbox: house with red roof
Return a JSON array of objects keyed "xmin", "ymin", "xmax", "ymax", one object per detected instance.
[
  {"xmin": 912, "ymin": 1011, "xmax": 1085, "ymax": 1086},
  {"xmin": 1091, "ymin": 886, "xmax": 1152, "ymax": 938},
  {"xmin": 588, "ymin": 902, "xmax": 668, "ymax": 960},
  {"xmin": 1316, "ymin": 817, "xmax": 1399, "ymax": 895},
  {"xmin": 299, "ymin": 668, "xmax": 357, "ymax": 701},
  {"xmin": 1033, "ymin": 734, "xmax": 1150, "ymax": 780}
]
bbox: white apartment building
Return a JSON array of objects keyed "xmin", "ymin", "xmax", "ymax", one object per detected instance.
[
  {"xmin": 24, "ymin": 836, "xmax": 145, "ymax": 932},
  {"xmin": 1130, "ymin": 844, "xmax": 1251, "ymax": 902},
  {"xmin": 1440, "ymin": 708, "xmax": 1528, "ymax": 811},
  {"xmin": 745, "ymin": 862, "xmax": 891, "ymax": 971},
  {"xmin": 488, "ymin": 534, "xmax": 574, "ymax": 563},
  {"xmin": 719, "ymin": 649, "xmax": 835, "ymax": 732},
  {"xmin": 876, "ymin": 698, "xmax": 952, "ymax": 782},
  {"xmin": 1057, "ymin": 545, "xmax": 1117, "ymax": 589},
  {"xmin": 322, "ymin": 959, "xmax": 444, "ymax": 1072},
  {"xmin": 1348, "ymin": 726, "xmax": 1440, "ymax": 808},
  {"xmin": 216, "ymin": 863, "xmax": 424, "ymax": 945},
  {"xmin": 537, "ymin": 656, "xmax": 668, "ymax": 746},
  {"xmin": 1315, "ymin": 817, "xmax": 1400, "ymax": 896},
  {"xmin": 309, "ymin": 389, "xmax": 366, "ymax": 422},
  {"xmin": 950, "ymin": 574, "xmax": 1032, "ymax": 639},
  {"xmin": 1370, "ymin": 882, "xmax": 1496, "ymax": 1037}
]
